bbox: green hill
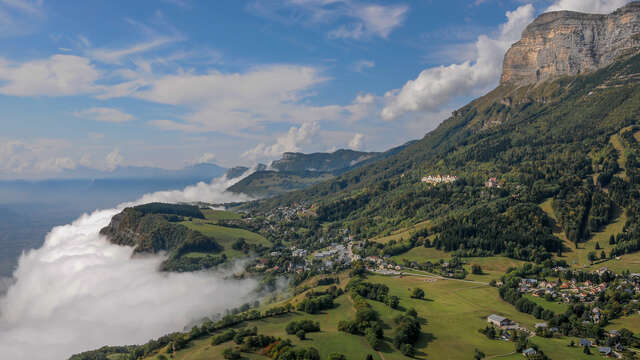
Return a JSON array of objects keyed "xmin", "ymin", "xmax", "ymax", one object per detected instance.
[
  {"xmin": 100, "ymin": 204, "xmax": 270, "ymax": 272},
  {"xmin": 227, "ymin": 143, "xmax": 416, "ymax": 198},
  {"xmin": 246, "ymin": 52, "xmax": 640, "ymax": 263}
]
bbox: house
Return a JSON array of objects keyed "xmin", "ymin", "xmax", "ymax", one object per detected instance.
[
  {"xmin": 579, "ymin": 339, "xmax": 592, "ymax": 347},
  {"xmin": 487, "ymin": 314, "xmax": 510, "ymax": 327},
  {"xmin": 522, "ymin": 348, "xmax": 537, "ymax": 357},
  {"xmin": 608, "ymin": 330, "xmax": 619, "ymax": 337},
  {"xmin": 485, "ymin": 177, "xmax": 499, "ymax": 188},
  {"xmin": 598, "ymin": 347, "xmax": 612, "ymax": 356},
  {"xmin": 535, "ymin": 323, "xmax": 547, "ymax": 329}
]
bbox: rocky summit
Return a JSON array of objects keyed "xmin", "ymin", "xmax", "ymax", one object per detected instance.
[{"xmin": 501, "ymin": 1, "xmax": 640, "ymax": 86}]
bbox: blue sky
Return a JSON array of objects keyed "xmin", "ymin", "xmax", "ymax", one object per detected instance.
[{"xmin": 0, "ymin": 0, "xmax": 631, "ymax": 178}]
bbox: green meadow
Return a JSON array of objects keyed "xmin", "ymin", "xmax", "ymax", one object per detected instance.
[
  {"xmin": 179, "ymin": 210, "xmax": 270, "ymax": 258},
  {"xmin": 140, "ymin": 272, "xmax": 616, "ymax": 360}
]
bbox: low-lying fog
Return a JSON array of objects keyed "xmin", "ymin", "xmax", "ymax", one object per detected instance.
[{"xmin": 0, "ymin": 174, "xmax": 258, "ymax": 360}]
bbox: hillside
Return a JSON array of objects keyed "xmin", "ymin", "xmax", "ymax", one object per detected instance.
[
  {"xmin": 73, "ymin": 4, "xmax": 640, "ymax": 360},
  {"xmin": 99, "ymin": 203, "xmax": 270, "ymax": 272},
  {"xmin": 246, "ymin": 42, "xmax": 640, "ymax": 264},
  {"xmin": 228, "ymin": 144, "xmax": 416, "ymax": 198}
]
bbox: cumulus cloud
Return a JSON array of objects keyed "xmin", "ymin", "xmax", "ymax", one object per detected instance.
[
  {"xmin": 0, "ymin": 55, "xmax": 100, "ymax": 96},
  {"xmin": 546, "ymin": 0, "xmax": 630, "ymax": 13},
  {"xmin": 74, "ymin": 107, "xmax": 135, "ymax": 123},
  {"xmin": 0, "ymin": 172, "xmax": 257, "ymax": 360},
  {"xmin": 0, "ymin": 138, "xmax": 77, "ymax": 178},
  {"xmin": 249, "ymin": 0, "xmax": 408, "ymax": 40},
  {"xmin": 348, "ymin": 133, "xmax": 364, "ymax": 150},
  {"xmin": 381, "ymin": 5, "xmax": 535, "ymax": 121},
  {"xmin": 243, "ymin": 122, "xmax": 319, "ymax": 161},
  {"xmin": 105, "ymin": 148, "xmax": 124, "ymax": 171},
  {"xmin": 138, "ymin": 65, "xmax": 348, "ymax": 134}
]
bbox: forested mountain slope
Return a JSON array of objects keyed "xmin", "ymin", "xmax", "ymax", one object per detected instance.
[{"xmin": 245, "ymin": 50, "xmax": 640, "ymax": 261}]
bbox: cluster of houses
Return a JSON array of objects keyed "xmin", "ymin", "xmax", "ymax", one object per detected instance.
[
  {"xmin": 421, "ymin": 174, "xmax": 458, "ymax": 185},
  {"xmin": 311, "ymin": 242, "xmax": 361, "ymax": 270},
  {"xmin": 487, "ymin": 315, "xmax": 623, "ymax": 358},
  {"xmin": 264, "ymin": 202, "xmax": 311, "ymax": 222},
  {"xmin": 515, "ymin": 267, "xmax": 640, "ymax": 310},
  {"xmin": 363, "ymin": 255, "xmax": 403, "ymax": 273}
]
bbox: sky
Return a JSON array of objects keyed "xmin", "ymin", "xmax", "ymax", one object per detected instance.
[{"xmin": 0, "ymin": 0, "xmax": 632, "ymax": 178}]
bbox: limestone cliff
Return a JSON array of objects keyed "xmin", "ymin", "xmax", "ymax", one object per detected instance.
[{"xmin": 501, "ymin": 1, "xmax": 640, "ymax": 86}]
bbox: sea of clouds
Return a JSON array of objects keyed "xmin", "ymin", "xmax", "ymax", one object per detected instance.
[{"xmin": 0, "ymin": 172, "xmax": 257, "ymax": 360}]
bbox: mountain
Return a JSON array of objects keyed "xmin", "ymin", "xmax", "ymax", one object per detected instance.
[
  {"xmin": 502, "ymin": 2, "xmax": 640, "ymax": 86},
  {"xmin": 271, "ymin": 150, "xmax": 379, "ymax": 173},
  {"xmin": 59, "ymin": 162, "xmax": 227, "ymax": 180},
  {"xmin": 72, "ymin": 4, "xmax": 640, "ymax": 360},
  {"xmin": 246, "ymin": 3, "xmax": 640, "ymax": 259},
  {"xmin": 227, "ymin": 144, "xmax": 415, "ymax": 197}
]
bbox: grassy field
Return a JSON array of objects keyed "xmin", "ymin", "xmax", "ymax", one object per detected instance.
[
  {"xmin": 540, "ymin": 197, "xmax": 628, "ymax": 270},
  {"xmin": 605, "ymin": 313, "xmax": 640, "ymax": 335},
  {"xmin": 372, "ymin": 220, "xmax": 431, "ymax": 244},
  {"xmin": 463, "ymin": 257, "xmax": 526, "ymax": 282},
  {"xmin": 179, "ymin": 214, "xmax": 270, "ymax": 258},
  {"xmin": 522, "ymin": 294, "xmax": 569, "ymax": 314},
  {"xmin": 390, "ymin": 246, "xmax": 449, "ymax": 264},
  {"xmin": 139, "ymin": 271, "xmax": 624, "ymax": 360},
  {"xmin": 202, "ymin": 209, "xmax": 243, "ymax": 221},
  {"xmin": 144, "ymin": 295, "xmax": 385, "ymax": 360},
  {"xmin": 610, "ymin": 133, "xmax": 629, "ymax": 181}
]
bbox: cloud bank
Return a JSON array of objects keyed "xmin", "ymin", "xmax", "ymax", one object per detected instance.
[{"xmin": 0, "ymin": 172, "xmax": 257, "ymax": 360}]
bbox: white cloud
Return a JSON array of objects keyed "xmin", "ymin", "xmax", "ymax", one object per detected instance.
[
  {"xmin": 328, "ymin": 2, "xmax": 408, "ymax": 39},
  {"xmin": 348, "ymin": 133, "xmax": 364, "ymax": 150},
  {"xmin": 0, "ymin": 0, "xmax": 43, "ymax": 16},
  {"xmin": 191, "ymin": 152, "xmax": 216, "ymax": 164},
  {"xmin": 242, "ymin": 122, "xmax": 319, "ymax": 161},
  {"xmin": 74, "ymin": 107, "xmax": 135, "ymax": 123},
  {"xmin": 352, "ymin": 59, "xmax": 375, "ymax": 72},
  {"xmin": 546, "ymin": 0, "xmax": 630, "ymax": 13},
  {"xmin": 0, "ymin": 0, "xmax": 44, "ymax": 37},
  {"xmin": 0, "ymin": 55, "xmax": 100, "ymax": 96},
  {"xmin": 0, "ymin": 174, "xmax": 255, "ymax": 360},
  {"xmin": 250, "ymin": 0, "xmax": 408, "ymax": 40},
  {"xmin": 381, "ymin": 4, "xmax": 535, "ymax": 121},
  {"xmin": 137, "ymin": 65, "xmax": 349, "ymax": 134},
  {"xmin": 0, "ymin": 138, "xmax": 77, "ymax": 177},
  {"xmin": 105, "ymin": 148, "xmax": 123, "ymax": 171},
  {"xmin": 89, "ymin": 36, "xmax": 182, "ymax": 64}
]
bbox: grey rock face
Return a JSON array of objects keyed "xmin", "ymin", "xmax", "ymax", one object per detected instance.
[{"xmin": 501, "ymin": 2, "xmax": 640, "ymax": 86}]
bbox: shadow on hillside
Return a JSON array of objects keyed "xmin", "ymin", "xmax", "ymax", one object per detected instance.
[{"xmin": 415, "ymin": 332, "xmax": 436, "ymax": 349}]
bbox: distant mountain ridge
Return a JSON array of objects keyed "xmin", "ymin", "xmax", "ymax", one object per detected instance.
[
  {"xmin": 271, "ymin": 149, "xmax": 379, "ymax": 173},
  {"xmin": 227, "ymin": 143, "xmax": 416, "ymax": 197},
  {"xmin": 58, "ymin": 162, "xmax": 227, "ymax": 180}
]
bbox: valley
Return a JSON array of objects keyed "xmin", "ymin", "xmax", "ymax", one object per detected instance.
[{"xmin": 70, "ymin": 3, "xmax": 640, "ymax": 360}]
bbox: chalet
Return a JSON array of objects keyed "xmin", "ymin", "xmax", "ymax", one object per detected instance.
[
  {"xmin": 487, "ymin": 314, "xmax": 510, "ymax": 327},
  {"xmin": 485, "ymin": 177, "xmax": 499, "ymax": 188},
  {"xmin": 421, "ymin": 175, "xmax": 458, "ymax": 185}
]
